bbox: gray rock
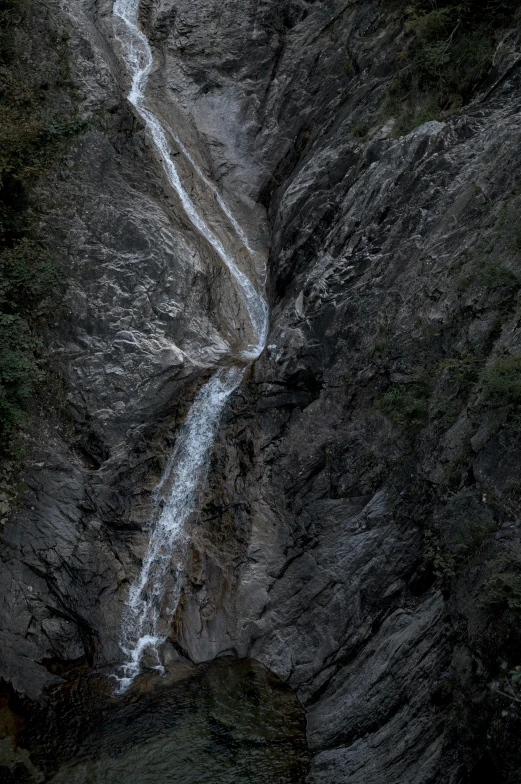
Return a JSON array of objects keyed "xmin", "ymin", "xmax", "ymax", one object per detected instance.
[{"xmin": 2, "ymin": 0, "xmax": 521, "ymax": 781}]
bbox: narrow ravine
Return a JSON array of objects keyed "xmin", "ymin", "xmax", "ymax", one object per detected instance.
[{"xmin": 112, "ymin": 0, "xmax": 269, "ymax": 689}]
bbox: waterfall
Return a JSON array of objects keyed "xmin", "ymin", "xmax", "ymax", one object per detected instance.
[
  {"xmin": 112, "ymin": 0, "xmax": 268, "ymax": 689},
  {"xmin": 112, "ymin": 0, "xmax": 268, "ymax": 359},
  {"xmin": 118, "ymin": 366, "xmax": 244, "ymax": 689}
]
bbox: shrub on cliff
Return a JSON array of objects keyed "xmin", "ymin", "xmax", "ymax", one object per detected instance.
[
  {"xmin": 481, "ymin": 354, "xmax": 521, "ymax": 405},
  {"xmin": 389, "ymin": 0, "xmax": 521, "ymax": 132},
  {"xmin": 376, "ymin": 374, "xmax": 432, "ymax": 431}
]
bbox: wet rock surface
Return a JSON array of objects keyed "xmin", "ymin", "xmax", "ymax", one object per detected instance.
[
  {"xmin": 2, "ymin": 658, "xmax": 308, "ymax": 783},
  {"xmin": 2, "ymin": 0, "xmax": 521, "ymax": 782}
]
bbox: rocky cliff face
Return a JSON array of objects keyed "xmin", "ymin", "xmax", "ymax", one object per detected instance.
[{"xmin": 2, "ymin": 0, "xmax": 521, "ymax": 781}]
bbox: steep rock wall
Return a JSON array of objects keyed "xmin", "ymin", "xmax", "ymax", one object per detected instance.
[{"xmin": 1, "ymin": 1, "xmax": 521, "ymax": 782}]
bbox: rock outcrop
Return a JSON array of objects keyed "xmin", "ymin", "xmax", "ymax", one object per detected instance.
[{"xmin": 2, "ymin": 1, "xmax": 521, "ymax": 781}]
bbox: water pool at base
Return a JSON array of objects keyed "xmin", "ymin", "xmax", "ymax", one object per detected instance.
[{"xmin": 1, "ymin": 658, "xmax": 309, "ymax": 783}]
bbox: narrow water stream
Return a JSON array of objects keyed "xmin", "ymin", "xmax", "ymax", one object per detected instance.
[
  {"xmin": 119, "ymin": 368, "xmax": 244, "ymax": 686},
  {"xmin": 111, "ymin": 0, "xmax": 269, "ymax": 686}
]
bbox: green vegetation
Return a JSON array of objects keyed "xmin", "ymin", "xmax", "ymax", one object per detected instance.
[
  {"xmin": 440, "ymin": 353, "xmax": 480, "ymax": 387},
  {"xmin": 370, "ymin": 335, "xmax": 389, "ymax": 358},
  {"xmin": 436, "ymin": 353, "xmax": 481, "ymax": 430},
  {"xmin": 425, "ymin": 490, "xmax": 497, "ymax": 578},
  {"xmin": 481, "ymin": 354, "xmax": 521, "ymax": 406},
  {"xmin": 0, "ymin": 241, "xmax": 62, "ymax": 437},
  {"xmin": 388, "ymin": 0, "xmax": 521, "ymax": 133},
  {"xmin": 476, "ymin": 258, "xmax": 518, "ymax": 290},
  {"xmin": 376, "ymin": 359, "xmax": 471, "ymax": 434},
  {"xmin": 444, "ymin": 450, "xmax": 473, "ymax": 490},
  {"xmin": 484, "ymin": 569, "xmax": 521, "ymax": 614},
  {"xmin": 458, "ymin": 255, "xmax": 518, "ymax": 292},
  {"xmin": 509, "ymin": 666, "xmax": 521, "ymax": 687},
  {"xmin": 351, "ymin": 122, "xmax": 370, "ymax": 140},
  {"xmin": 503, "ymin": 478, "xmax": 521, "ymax": 513},
  {"xmin": 377, "ymin": 353, "xmax": 485, "ymax": 436},
  {"xmin": 430, "ymin": 392, "xmax": 460, "ymax": 429},
  {"xmin": 0, "ymin": 0, "xmax": 80, "ymax": 449},
  {"xmin": 423, "ymin": 527, "xmax": 458, "ymax": 578},
  {"xmin": 369, "ymin": 319, "xmax": 393, "ymax": 359},
  {"xmin": 376, "ymin": 374, "xmax": 431, "ymax": 431}
]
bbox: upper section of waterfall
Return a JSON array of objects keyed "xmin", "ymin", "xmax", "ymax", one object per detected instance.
[{"xmin": 113, "ymin": 0, "xmax": 268, "ymax": 360}]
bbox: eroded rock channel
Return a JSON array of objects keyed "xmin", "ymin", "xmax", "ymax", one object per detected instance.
[{"xmin": 2, "ymin": 0, "xmax": 521, "ymax": 782}]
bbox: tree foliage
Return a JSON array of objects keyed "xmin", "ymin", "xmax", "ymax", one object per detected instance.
[
  {"xmin": 0, "ymin": 0, "xmax": 78, "ymax": 446},
  {"xmin": 388, "ymin": 0, "xmax": 521, "ymax": 132}
]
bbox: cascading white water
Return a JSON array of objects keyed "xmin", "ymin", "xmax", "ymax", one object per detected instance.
[
  {"xmin": 112, "ymin": 0, "xmax": 268, "ymax": 689},
  {"xmin": 118, "ymin": 366, "xmax": 244, "ymax": 690},
  {"xmin": 113, "ymin": 0, "xmax": 268, "ymax": 359}
]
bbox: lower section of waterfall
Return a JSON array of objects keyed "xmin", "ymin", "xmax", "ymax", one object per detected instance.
[{"xmin": 117, "ymin": 366, "xmax": 244, "ymax": 691}]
